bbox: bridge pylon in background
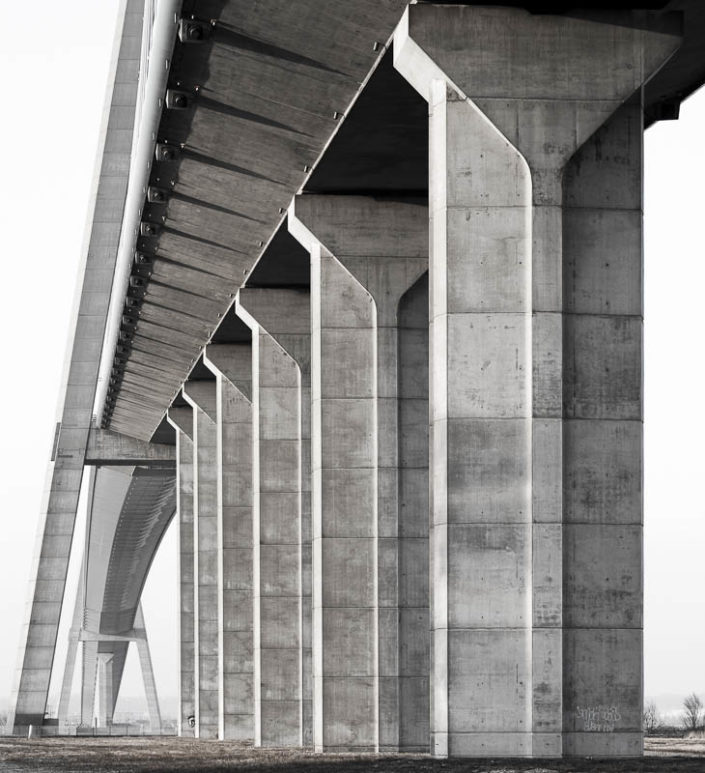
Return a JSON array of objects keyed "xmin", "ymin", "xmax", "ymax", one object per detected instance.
[{"xmin": 57, "ymin": 603, "xmax": 161, "ymax": 733}]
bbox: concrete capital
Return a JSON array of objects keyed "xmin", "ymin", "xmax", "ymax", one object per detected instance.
[
  {"xmin": 183, "ymin": 381, "xmax": 218, "ymax": 423},
  {"xmin": 203, "ymin": 344, "xmax": 252, "ymax": 401},
  {"xmin": 289, "ymin": 194, "xmax": 427, "ymax": 261},
  {"xmin": 394, "ymin": 4, "xmax": 681, "ymax": 171},
  {"xmin": 238, "ymin": 287, "xmax": 310, "ymax": 337},
  {"xmin": 167, "ymin": 406, "xmax": 194, "ymax": 440}
]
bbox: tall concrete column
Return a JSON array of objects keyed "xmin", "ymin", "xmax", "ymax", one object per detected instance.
[
  {"xmin": 97, "ymin": 653, "xmax": 114, "ymax": 727},
  {"xmin": 134, "ymin": 604, "xmax": 162, "ymax": 734},
  {"xmin": 81, "ymin": 640, "xmax": 99, "ymax": 726},
  {"xmin": 58, "ymin": 566, "xmax": 85, "ymax": 728},
  {"xmin": 167, "ymin": 407, "xmax": 196, "ymax": 737},
  {"xmin": 561, "ymin": 97, "xmax": 646, "ymax": 757},
  {"xmin": 394, "ymin": 4, "xmax": 680, "ymax": 758},
  {"xmin": 203, "ymin": 344, "xmax": 255, "ymax": 741},
  {"xmin": 235, "ymin": 298, "xmax": 306, "ymax": 747},
  {"xmin": 289, "ymin": 196, "xmax": 428, "ymax": 752},
  {"xmin": 183, "ymin": 382, "xmax": 220, "ymax": 739},
  {"xmin": 237, "ymin": 288, "xmax": 312, "ymax": 747},
  {"xmin": 8, "ymin": 0, "xmax": 145, "ymax": 734}
]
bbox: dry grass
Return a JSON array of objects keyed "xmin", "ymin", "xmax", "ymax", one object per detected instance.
[{"xmin": 0, "ymin": 737, "xmax": 702, "ymax": 773}]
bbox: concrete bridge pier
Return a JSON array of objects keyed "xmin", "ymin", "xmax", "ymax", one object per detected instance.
[
  {"xmin": 237, "ymin": 288, "xmax": 313, "ymax": 747},
  {"xmin": 182, "ymin": 383, "xmax": 220, "ymax": 739},
  {"xmin": 289, "ymin": 196, "xmax": 429, "ymax": 752},
  {"xmin": 96, "ymin": 653, "xmax": 114, "ymax": 727},
  {"xmin": 81, "ymin": 640, "xmax": 99, "ymax": 727},
  {"xmin": 393, "ymin": 4, "xmax": 681, "ymax": 758},
  {"xmin": 166, "ymin": 408, "xmax": 196, "ymax": 737},
  {"xmin": 203, "ymin": 344, "xmax": 255, "ymax": 741},
  {"xmin": 235, "ymin": 302, "xmax": 304, "ymax": 747}
]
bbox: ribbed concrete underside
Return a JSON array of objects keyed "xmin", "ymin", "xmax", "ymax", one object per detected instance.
[
  {"xmin": 84, "ymin": 466, "xmax": 175, "ymax": 637},
  {"xmin": 107, "ymin": 0, "xmax": 408, "ymax": 439},
  {"xmin": 106, "ymin": 0, "xmax": 705, "ymax": 442}
]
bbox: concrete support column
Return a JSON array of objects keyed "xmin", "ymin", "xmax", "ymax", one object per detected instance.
[
  {"xmin": 289, "ymin": 196, "xmax": 428, "ymax": 752},
  {"xmin": 561, "ymin": 98, "xmax": 645, "ymax": 757},
  {"xmin": 237, "ymin": 288, "xmax": 312, "ymax": 747},
  {"xmin": 58, "ymin": 573, "xmax": 84, "ymax": 728},
  {"xmin": 81, "ymin": 640, "xmax": 99, "ymax": 726},
  {"xmin": 394, "ymin": 4, "xmax": 680, "ymax": 758},
  {"xmin": 134, "ymin": 604, "xmax": 162, "ymax": 734},
  {"xmin": 167, "ymin": 407, "xmax": 196, "ymax": 737},
  {"xmin": 183, "ymin": 382, "xmax": 220, "ymax": 739},
  {"xmin": 235, "ymin": 301, "xmax": 304, "ymax": 747},
  {"xmin": 203, "ymin": 344, "xmax": 255, "ymax": 741},
  {"xmin": 97, "ymin": 653, "xmax": 114, "ymax": 727}
]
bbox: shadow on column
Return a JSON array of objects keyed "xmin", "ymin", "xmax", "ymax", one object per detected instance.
[{"xmin": 397, "ymin": 272, "xmax": 430, "ymax": 751}]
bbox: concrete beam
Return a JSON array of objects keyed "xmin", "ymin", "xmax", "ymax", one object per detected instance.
[{"xmin": 85, "ymin": 428, "xmax": 175, "ymax": 466}]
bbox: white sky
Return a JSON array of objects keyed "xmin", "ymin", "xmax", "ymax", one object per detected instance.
[{"xmin": 0, "ymin": 0, "xmax": 703, "ymax": 717}]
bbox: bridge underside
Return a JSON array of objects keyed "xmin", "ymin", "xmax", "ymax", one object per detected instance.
[{"xmin": 9, "ymin": 0, "xmax": 705, "ymax": 758}]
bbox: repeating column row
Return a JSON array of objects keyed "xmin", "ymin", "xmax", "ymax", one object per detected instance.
[{"xmin": 163, "ymin": 5, "xmax": 676, "ymax": 757}]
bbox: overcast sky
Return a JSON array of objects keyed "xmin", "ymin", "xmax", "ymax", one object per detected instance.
[{"xmin": 0, "ymin": 0, "xmax": 703, "ymax": 718}]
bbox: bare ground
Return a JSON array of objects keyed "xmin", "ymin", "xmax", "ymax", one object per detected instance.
[{"xmin": 0, "ymin": 738, "xmax": 704, "ymax": 773}]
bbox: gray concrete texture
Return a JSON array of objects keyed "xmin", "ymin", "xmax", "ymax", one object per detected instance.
[
  {"xmin": 204, "ymin": 345, "xmax": 255, "ymax": 742},
  {"xmin": 289, "ymin": 195, "xmax": 429, "ymax": 752},
  {"xmin": 392, "ymin": 3, "xmax": 679, "ymax": 758},
  {"xmin": 183, "ymin": 383, "xmax": 220, "ymax": 740},
  {"xmin": 12, "ymin": 2, "xmax": 683, "ymax": 761}
]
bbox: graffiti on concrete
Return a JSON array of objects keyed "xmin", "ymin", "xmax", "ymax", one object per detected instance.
[{"xmin": 576, "ymin": 705, "xmax": 621, "ymax": 732}]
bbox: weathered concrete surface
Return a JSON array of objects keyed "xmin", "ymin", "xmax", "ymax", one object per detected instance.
[
  {"xmin": 289, "ymin": 196, "xmax": 428, "ymax": 752},
  {"xmin": 237, "ymin": 288, "xmax": 313, "ymax": 747},
  {"xmin": 394, "ymin": 3, "xmax": 680, "ymax": 758},
  {"xmin": 236, "ymin": 300, "xmax": 304, "ymax": 747},
  {"xmin": 8, "ymin": 0, "xmax": 145, "ymax": 734},
  {"xmin": 183, "ymin": 382, "xmax": 220, "ymax": 740},
  {"xmin": 203, "ymin": 345, "xmax": 255, "ymax": 741},
  {"xmin": 107, "ymin": 0, "xmax": 410, "ymax": 440},
  {"xmin": 167, "ymin": 407, "xmax": 196, "ymax": 737},
  {"xmin": 561, "ymin": 98, "xmax": 645, "ymax": 759},
  {"xmin": 85, "ymin": 429, "xmax": 175, "ymax": 466}
]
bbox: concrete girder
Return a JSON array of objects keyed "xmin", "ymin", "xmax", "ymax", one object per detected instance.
[{"xmin": 85, "ymin": 429, "xmax": 175, "ymax": 466}]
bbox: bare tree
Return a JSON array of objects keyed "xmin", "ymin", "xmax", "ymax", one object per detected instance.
[
  {"xmin": 681, "ymin": 693, "xmax": 704, "ymax": 731},
  {"xmin": 643, "ymin": 701, "xmax": 660, "ymax": 735}
]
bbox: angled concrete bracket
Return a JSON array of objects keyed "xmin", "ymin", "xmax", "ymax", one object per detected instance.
[{"xmin": 85, "ymin": 428, "xmax": 176, "ymax": 466}]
